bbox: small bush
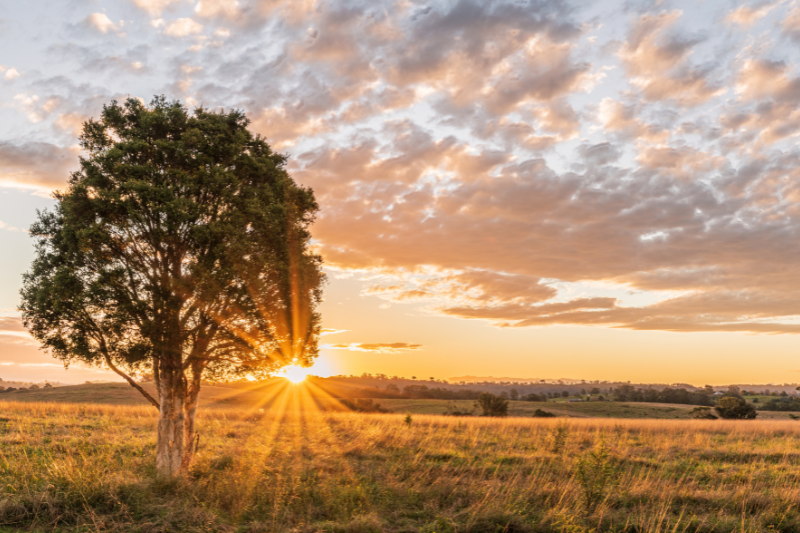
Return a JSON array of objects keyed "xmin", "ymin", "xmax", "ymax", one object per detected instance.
[
  {"xmin": 474, "ymin": 392, "xmax": 509, "ymax": 417},
  {"xmin": 550, "ymin": 423, "xmax": 569, "ymax": 454},
  {"xmin": 575, "ymin": 440, "xmax": 618, "ymax": 513},
  {"xmin": 533, "ymin": 409, "xmax": 556, "ymax": 418},
  {"xmin": 691, "ymin": 407, "xmax": 718, "ymax": 420},
  {"xmin": 715, "ymin": 396, "xmax": 757, "ymax": 419}
]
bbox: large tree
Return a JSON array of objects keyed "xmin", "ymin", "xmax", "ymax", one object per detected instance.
[{"xmin": 20, "ymin": 97, "xmax": 324, "ymax": 477}]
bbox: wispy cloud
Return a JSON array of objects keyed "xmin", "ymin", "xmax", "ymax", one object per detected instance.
[{"xmin": 325, "ymin": 343, "xmax": 423, "ymax": 353}]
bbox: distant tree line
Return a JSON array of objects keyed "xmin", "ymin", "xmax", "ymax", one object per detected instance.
[
  {"xmin": 758, "ymin": 397, "xmax": 800, "ymax": 411},
  {"xmin": 0, "ymin": 383, "xmax": 51, "ymax": 393},
  {"xmin": 610, "ymin": 384, "xmax": 715, "ymax": 406}
]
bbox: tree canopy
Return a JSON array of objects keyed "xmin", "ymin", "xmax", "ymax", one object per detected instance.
[{"xmin": 20, "ymin": 96, "xmax": 324, "ymax": 475}]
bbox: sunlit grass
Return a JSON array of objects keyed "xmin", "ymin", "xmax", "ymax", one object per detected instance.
[{"xmin": 3, "ymin": 399, "xmax": 800, "ymax": 531}]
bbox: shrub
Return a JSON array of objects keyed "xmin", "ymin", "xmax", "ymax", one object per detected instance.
[
  {"xmin": 549, "ymin": 423, "xmax": 569, "ymax": 454},
  {"xmin": 691, "ymin": 407, "xmax": 718, "ymax": 420},
  {"xmin": 522, "ymin": 393, "xmax": 546, "ymax": 402},
  {"xmin": 715, "ymin": 396, "xmax": 757, "ymax": 419},
  {"xmin": 532, "ymin": 409, "xmax": 556, "ymax": 418},
  {"xmin": 475, "ymin": 393, "xmax": 509, "ymax": 417},
  {"xmin": 575, "ymin": 441, "xmax": 618, "ymax": 513}
]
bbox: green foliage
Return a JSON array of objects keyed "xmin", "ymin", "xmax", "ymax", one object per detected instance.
[
  {"xmin": 533, "ymin": 409, "xmax": 556, "ymax": 418},
  {"xmin": 550, "ymin": 423, "xmax": 570, "ymax": 454},
  {"xmin": 715, "ymin": 396, "xmax": 758, "ymax": 419},
  {"xmin": 20, "ymin": 96, "xmax": 324, "ymax": 385},
  {"xmin": 475, "ymin": 392, "xmax": 509, "ymax": 417},
  {"xmin": 759, "ymin": 397, "xmax": 800, "ymax": 411},
  {"xmin": 521, "ymin": 392, "xmax": 547, "ymax": 401},
  {"xmin": 612, "ymin": 383, "xmax": 714, "ymax": 406},
  {"xmin": 575, "ymin": 441, "xmax": 618, "ymax": 514},
  {"xmin": 404, "ymin": 413, "xmax": 413, "ymax": 426}
]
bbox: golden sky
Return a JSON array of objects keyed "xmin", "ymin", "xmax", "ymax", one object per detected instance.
[{"xmin": 2, "ymin": 0, "xmax": 800, "ymax": 385}]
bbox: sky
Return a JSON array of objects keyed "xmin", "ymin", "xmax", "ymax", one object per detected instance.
[{"xmin": 2, "ymin": 0, "xmax": 800, "ymax": 385}]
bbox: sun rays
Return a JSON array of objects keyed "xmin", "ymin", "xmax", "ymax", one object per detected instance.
[{"xmin": 282, "ymin": 365, "xmax": 312, "ymax": 383}]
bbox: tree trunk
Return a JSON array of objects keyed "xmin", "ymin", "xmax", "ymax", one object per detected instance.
[
  {"xmin": 181, "ymin": 365, "xmax": 202, "ymax": 471},
  {"xmin": 156, "ymin": 365, "xmax": 186, "ymax": 478}
]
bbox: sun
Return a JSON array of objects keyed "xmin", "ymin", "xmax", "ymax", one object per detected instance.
[{"xmin": 282, "ymin": 365, "xmax": 311, "ymax": 383}]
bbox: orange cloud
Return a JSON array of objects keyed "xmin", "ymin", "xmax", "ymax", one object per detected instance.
[
  {"xmin": 0, "ymin": 142, "xmax": 79, "ymax": 190},
  {"xmin": 326, "ymin": 342, "xmax": 423, "ymax": 353},
  {"xmin": 619, "ymin": 11, "xmax": 722, "ymax": 106},
  {"xmin": 726, "ymin": 2, "xmax": 778, "ymax": 27}
]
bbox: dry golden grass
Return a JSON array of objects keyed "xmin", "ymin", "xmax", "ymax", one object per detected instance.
[{"xmin": 3, "ymin": 397, "xmax": 800, "ymax": 532}]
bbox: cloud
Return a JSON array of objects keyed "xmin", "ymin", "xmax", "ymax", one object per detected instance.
[
  {"xmin": 320, "ymin": 328, "xmax": 349, "ymax": 336},
  {"xmin": 128, "ymin": 0, "xmax": 184, "ymax": 16},
  {"xmin": 782, "ymin": 7, "xmax": 800, "ymax": 42},
  {"xmin": 163, "ymin": 18, "xmax": 203, "ymax": 37},
  {"xmin": 84, "ymin": 13, "xmax": 124, "ymax": 35},
  {"xmin": 726, "ymin": 2, "xmax": 778, "ymax": 27},
  {"xmin": 290, "ymin": 108, "xmax": 800, "ymax": 334},
  {"xmin": 326, "ymin": 342, "xmax": 423, "ymax": 353},
  {"xmin": 47, "ymin": 43, "xmax": 151, "ymax": 77},
  {"xmin": 0, "ymin": 220, "xmax": 24, "ymax": 232},
  {"xmin": 597, "ymin": 98, "xmax": 668, "ymax": 142},
  {"xmin": 194, "ymin": 0, "xmax": 240, "ymax": 19},
  {"xmin": 618, "ymin": 11, "xmax": 722, "ymax": 106},
  {"xmin": 7, "ymin": 0, "xmax": 800, "ymax": 341},
  {"xmin": 725, "ymin": 58, "xmax": 800, "ymax": 145},
  {"xmin": 0, "ymin": 142, "xmax": 79, "ymax": 190}
]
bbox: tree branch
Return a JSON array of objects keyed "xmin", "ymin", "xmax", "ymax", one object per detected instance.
[{"xmin": 96, "ymin": 335, "xmax": 160, "ymax": 410}]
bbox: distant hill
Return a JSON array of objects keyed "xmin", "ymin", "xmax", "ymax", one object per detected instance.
[
  {"xmin": 449, "ymin": 376, "xmax": 588, "ymax": 384},
  {"xmin": 3, "ymin": 376, "xmax": 800, "ymax": 410},
  {"xmin": 0, "ymin": 379, "xmax": 363, "ymax": 409},
  {"xmin": 0, "ymin": 380, "xmax": 69, "ymax": 390}
]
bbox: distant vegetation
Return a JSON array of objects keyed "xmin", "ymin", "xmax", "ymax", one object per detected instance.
[
  {"xmin": 758, "ymin": 397, "xmax": 800, "ymax": 411},
  {"xmin": 475, "ymin": 392, "xmax": 509, "ymax": 417}
]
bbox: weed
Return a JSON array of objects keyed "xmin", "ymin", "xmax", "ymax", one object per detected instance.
[
  {"xmin": 575, "ymin": 440, "xmax": 617, "ymax": 514},
  {"xmin": 550, "ymin": 422, "xmax": 570, "ymax": 454}
]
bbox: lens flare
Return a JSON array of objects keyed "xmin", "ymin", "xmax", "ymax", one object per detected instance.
[{"xmin": 283, "ymin": 365, "xmax": 311, "ymax": 383}]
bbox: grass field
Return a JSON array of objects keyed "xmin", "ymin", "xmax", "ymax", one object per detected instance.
[
  {"xmin": 6, "ymin": 383, "xmax": 800, "ymax": 421},
  {"xmin": 4, "ymin": 396, "xmax": 800, "ymax": 532}
]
